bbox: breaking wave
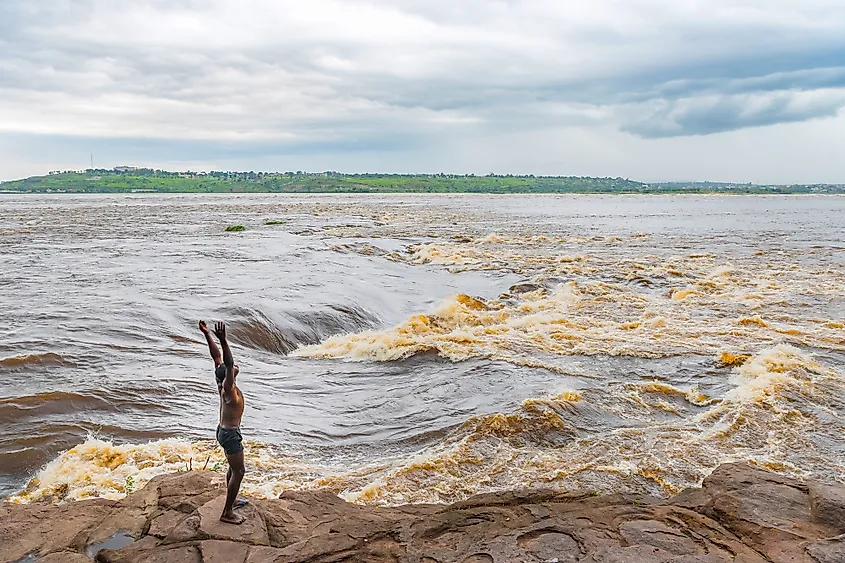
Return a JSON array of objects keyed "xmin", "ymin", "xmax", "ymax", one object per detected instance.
[
  {"xmin": 11, "ymin": 346, "xmax": 844, "ymax": 506},
  {"xmin": 229, "ymin": 304, "xmax": 380, "ymax": 355},
  {"xmin": 295, "ymin": 278, "xmax": 845, "ymax": 366},
  {"xmin": 0, "ymin": 353, "xmax": 74, "ymax": 369},
  {"xmin": 4, "ymin": 196, "xmax": 844, "ymax": 513}
]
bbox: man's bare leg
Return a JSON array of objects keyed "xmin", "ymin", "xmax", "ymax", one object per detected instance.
[
  {"xmin": 225, "ymin": 466, "xmax": 248, "ymax": 510},
  {"xmin": 220, "ymin": 451, "xmax": 246, "ymax": 525}
]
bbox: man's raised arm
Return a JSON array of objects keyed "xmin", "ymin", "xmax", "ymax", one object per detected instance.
[
  {"xmin": 200, "ymin": 320, "xmax": 223, "ymax": 367},
  {"xmin": 213, "ymin": 322, "xmax": 236, "ymax": 392}
]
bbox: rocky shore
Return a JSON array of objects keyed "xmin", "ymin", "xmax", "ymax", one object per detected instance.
[{"xmin": 2, "ymin": 462, "xmax": 843, "ymax": 563}]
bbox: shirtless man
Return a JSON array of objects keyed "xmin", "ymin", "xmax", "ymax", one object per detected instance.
[{"xmin": 199, "ymin": 320, "xmax": 246, "ymax": 525}]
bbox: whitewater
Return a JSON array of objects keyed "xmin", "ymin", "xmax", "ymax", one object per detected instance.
[{"xmin": 1, "ymin": 193, "xmax": 843, "ymax": 506}]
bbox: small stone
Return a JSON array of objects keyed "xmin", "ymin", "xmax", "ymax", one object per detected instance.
[{"xmin": 509, "ymin": 282, "xmax": 542, "ymax": 294}]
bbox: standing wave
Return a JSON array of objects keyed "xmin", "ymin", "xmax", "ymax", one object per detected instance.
[
  {"xmin": 9, "ymin": 346, "xmax": 843, "ymax": 507},
  {"xmin": 228, "ymin": 304, "xmax": 380, "ymax": 355},
  {"xmin": 0, "ymin": 353, "xmax": 75, "ymax": 369}
]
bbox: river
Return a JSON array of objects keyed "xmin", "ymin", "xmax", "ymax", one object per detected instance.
[{"xmin": 1, "ymin": 193, "xmax": 843, "ymax": 504}]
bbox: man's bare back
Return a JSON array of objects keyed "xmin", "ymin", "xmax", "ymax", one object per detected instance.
[
  {"xmin": 200, "ymin": 320, "xmax": 247, "ymax": 525},
  {"xmin": 218, "ymin": 370, "xmax": 244, "ymax": 429}
]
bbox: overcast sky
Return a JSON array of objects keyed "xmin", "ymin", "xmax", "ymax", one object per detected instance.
[{"xmin": 2, "ymin": 0, "xmax": 844, "ymax": 182}]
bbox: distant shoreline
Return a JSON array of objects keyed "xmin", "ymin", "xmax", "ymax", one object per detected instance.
[
  {"xmin": 3, "ymin": 191, "xmax": 845, "ymax": 196},
  {"xmin": 2, "ymin": 169, "xmax": 844, "ymax": 195}
]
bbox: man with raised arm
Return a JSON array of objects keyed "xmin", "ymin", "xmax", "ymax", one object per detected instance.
[{"xmin": 199, "ymin": 320, "xmax": 247, "ymax": 525}]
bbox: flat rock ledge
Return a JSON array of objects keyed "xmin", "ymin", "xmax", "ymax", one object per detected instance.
[{"xmin": 2, "ymin": 463, "xmax": 844, "ymax": 563}]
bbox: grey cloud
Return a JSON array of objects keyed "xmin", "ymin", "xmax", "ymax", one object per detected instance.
[
  {"xmin": 641, "ymin": 67, "xmax": 845, "ymax": 104},
  {"xmin": 623, "ymin": 90, "xmax": 845, "ymax": 137},
  {"xmin": 2, "ymin": 0, "xmax": 845, "ymax": 149}
]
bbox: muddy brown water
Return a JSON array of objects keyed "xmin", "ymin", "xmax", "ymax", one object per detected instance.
[{"xmin": 1, "ymin": 193, "xmax": 843, "ymax": 504}]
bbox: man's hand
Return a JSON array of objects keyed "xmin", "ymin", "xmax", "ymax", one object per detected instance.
[
  {"xmin": 201, "ymin": 320, "xmax": 222, "ymax": 364},
  {"xmin": 214, "ymin": 321, "xmax": 227, "ymax": 342},
  {"xmin": 215, "ymin": 321, "xmax": 234, "ymax": 371}
]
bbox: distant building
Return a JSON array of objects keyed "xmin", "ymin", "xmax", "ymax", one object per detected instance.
[{"xmin": 114, "ymin": 166, "xmax": 137, "ymax": 172}]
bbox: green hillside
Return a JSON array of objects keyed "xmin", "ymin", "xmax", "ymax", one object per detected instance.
[{"xmin": 2, "ymin": 169, "xmax": 843, "ymax": 194}]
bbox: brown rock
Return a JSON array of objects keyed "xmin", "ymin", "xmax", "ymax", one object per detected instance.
[
  {"xmin": 163, "ymin": 514, "xmax": 202, "ymax": 544},
  {"xmin": 806, "ymin": 535, "xmax": 845, "ymax": 563},
  {"xmin": 260, "ymin": 489, "xmax": 397, "ymax": 548},
  {"xmin": 95, "ymin": 535, "xmax": 160, "ymax": 563},
  {"xmin": 148, "ymin": 510, "xmax": 189, "ymax": 538},
  {"xmin": 245, "ymin": 546, "xmax": 286, "ymax": 563},
  {"xmin": 84, "ymin": 507, "xmax": 148, "ymax": 546},
  {"xmin": 618, "ymin": 519, "xmax": 702, "ymax": 556},
  {"xmin": 271, "ymin": 532, "xmax": 360, "ymax": 563},
  {"xmin": 0, "ymin": 498, "xmax": 115, "ymax": 561},
  {"xmin": 650, "ymin": 506, "xmax": 767, "ymax": 562},
  {"xmin": 157, "ymin": 471, "xmax": 225, "ymax": 514},
  {"xmin": 509, "ymin": 282, "xmax": 543, "ymax": 295},
  {"xmin": 199, "ymin": 540, "xmax": 250, "ymax": 563},
  {"xmin": 196, "ymin": 495, "xmax": 269, "ymax": 546},
  {"xmin": 810, "ymin": 483, "xmax": 845, "ymax": 531},
  {"xmin": 517, "ymin": 529, "xmax": 580, "ymax": 562},
  {"xmin": 130, "ymin": 545, "xmax": 201, "ymax": 563},
  {"xmin": 583, "ymin": 544, "xmax": 706, "ymax": 563},
  {"xmin": 460, "ymin": 554, "xmax": 494, "ymax": 562},
  {"xmin": 2, "ymin": 463, "xmax": 844, "ymax": 563},
  {"xmin": 117, "ymin": 479, "xmax": 162, "ymax": 512},
  {"xmin": 85, "ymin": 530, "xmax": 137, "ymax": 559},
  {"xmin": 674, "ymin": 462, "xmax": 841, "ymax": 562},
  {"xmin": 38, "ymin": 551, "xmax": 92, "ymax": 563}
]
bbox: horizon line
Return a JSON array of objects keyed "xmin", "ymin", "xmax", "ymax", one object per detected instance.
[{"xmin": 3, "ymin": 168, "xmax": 844, "ymax": 187}]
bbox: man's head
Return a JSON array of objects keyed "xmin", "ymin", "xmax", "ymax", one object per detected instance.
[{"xmin": 215, "ymin": 364, "xmax": 239, "ymax": 387}]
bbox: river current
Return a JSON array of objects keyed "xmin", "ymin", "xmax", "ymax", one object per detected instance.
[{"xmin": 1, "ymin": 194, "xmax": 843, "ymax": 505}]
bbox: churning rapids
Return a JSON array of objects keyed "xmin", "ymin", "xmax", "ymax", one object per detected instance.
[{"xmin": 1, "ymin": 193, "xmax": 843, "ymax": 506}]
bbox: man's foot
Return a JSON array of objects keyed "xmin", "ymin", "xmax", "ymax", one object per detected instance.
[{"xmin": 219, "ymin": 511, "xmax": 245, "ymax": 525}]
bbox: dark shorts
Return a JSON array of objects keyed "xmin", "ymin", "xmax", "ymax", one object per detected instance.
[{"xmin": 216, "ymin": 426, "xmax": 243, "ymax": 456}]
